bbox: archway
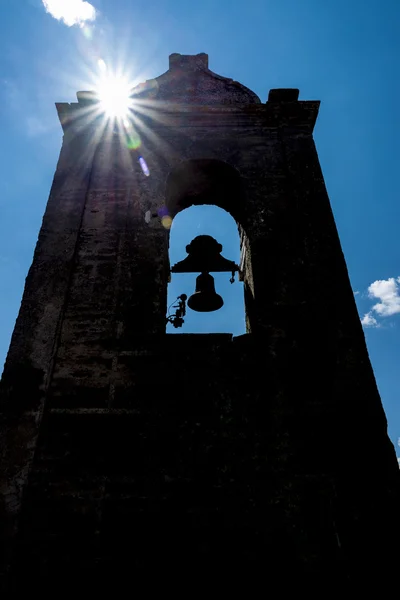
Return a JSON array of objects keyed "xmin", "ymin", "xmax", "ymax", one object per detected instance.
[
  {"xmin": 167, "ymin": 205, "xmax": 245, "ymax": 335},
  {"xmin": 164, "ymin": 159, "xmax": 253, "ymax": 334}
]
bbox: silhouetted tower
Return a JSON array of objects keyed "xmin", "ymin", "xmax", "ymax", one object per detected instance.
[{"xmin": 1, "ymin": 53, "xmax": 399, "ymax": 593}]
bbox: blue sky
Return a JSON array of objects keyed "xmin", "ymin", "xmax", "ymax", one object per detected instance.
[{"xmin": 0, "ymin": 0, "xmax": 399, "ymax": 454}]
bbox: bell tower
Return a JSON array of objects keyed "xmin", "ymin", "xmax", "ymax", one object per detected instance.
[{"xmin": 1, "ymin": 53, "xmax": 399, "ymax": 592}]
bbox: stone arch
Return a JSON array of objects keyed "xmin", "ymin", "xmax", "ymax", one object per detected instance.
[
  {"xmin": 165, "ymin": 160, "xmax": 253, "ymax": 333},
  {"xmin": 167, "ymin": 205, "xmax": 245, "ymax": 335},
  {"xmin": 165, "ymin": 159, "xmax": 246, "ymax": 227}
]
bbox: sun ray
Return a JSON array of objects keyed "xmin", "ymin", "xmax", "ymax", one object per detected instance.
[
  {"xmin": 64, "ymin": 55, "xmax": 183, "ymax": 169},
  {"xmin": 124, "ymin": 110, "xmax": 177, "ymax": 158}
]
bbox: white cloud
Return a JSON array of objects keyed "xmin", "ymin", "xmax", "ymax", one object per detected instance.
[
  {"xmin": 368, "ymin": 277, "xmax": 400, "ymax": 317},
  {"xmin": 353, "ymin": 290, "xmax": 360, "ymax": 295},
  {"xmin": 361, "ymin": 312, "xmax": 379, "ymax": 328},
  {"xmin": 398, "ymin": 457, "xmax": 400, "ymax": 469},
  {"xmin": 42, "ymin": 0, "xmax": 96, "ymax": 27},
  {"xmin": 360, "ymin": 276, "xmax": 400, "ymax": 327}
]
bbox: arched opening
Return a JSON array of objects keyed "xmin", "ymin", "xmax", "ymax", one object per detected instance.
[
  {"xmin": 165, "ymin": 159, "xmax": 247, "ymax": 335},
  {"xmin": 167, "ymin": 206, "xmax": 245, "ymax": 335}
]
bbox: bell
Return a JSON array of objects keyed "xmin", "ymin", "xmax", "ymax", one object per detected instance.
[{"xmin": 188, "ymin": 272, "xmax": 224, "ymax": 312}]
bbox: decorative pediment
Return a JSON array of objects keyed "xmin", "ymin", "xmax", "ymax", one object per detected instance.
[{"xmin": 132, "ymin": 53, "xmax": 260, "ymax": 105}]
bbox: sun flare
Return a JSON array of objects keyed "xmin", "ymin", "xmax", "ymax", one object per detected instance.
[{"xmin": 97, "ymin": 74, "xmax": 133, "ymax": 119}]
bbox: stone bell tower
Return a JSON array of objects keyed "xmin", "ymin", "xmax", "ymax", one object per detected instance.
[{"xmin": 1, "ymin": 53, "xmax": 399, "ymax": 592}]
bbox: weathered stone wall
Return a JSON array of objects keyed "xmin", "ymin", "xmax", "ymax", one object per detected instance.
[
  {"xmin": 0, "ymin": 122, "xmax": 99, "ymax": 586},
  {"xmin": 7, "ymin": 332, "xmax": 400, "ymax": 591}
]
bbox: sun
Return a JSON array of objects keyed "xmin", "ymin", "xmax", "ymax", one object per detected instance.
[{"xmin": 97, "ymin": 73, "xmax": 133, "ymax": 119}]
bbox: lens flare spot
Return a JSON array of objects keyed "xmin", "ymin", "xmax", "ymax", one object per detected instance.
[
  {"xmin": 127, "ymin": 135, "xmax": 142, "ymax": 150},
  {"xmin": 122, "ymin": 118, "xmax": 142, "ymax": 150},
  {"xmin": 98, "ymin": 59, "xmax": 107, "ymax": 72},
  {"xmin": 158, "ymin": 205, "xmax": 169, "ymax": 218},
  {"xmin": 83, "ymin": 26, "xmax": 93, "ymax": 40},
  {"xmin": 139, "ymin": 156, "xmax": 150, "ymax": 176},
  {"xmin": 161, "ymin": 215, "xmax": 173, "ymax": 229}
]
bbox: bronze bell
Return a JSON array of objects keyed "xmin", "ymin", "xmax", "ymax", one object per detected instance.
[{"xmin": 188, "ymin": 272, "xmax": 224, "ymax": 312}]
